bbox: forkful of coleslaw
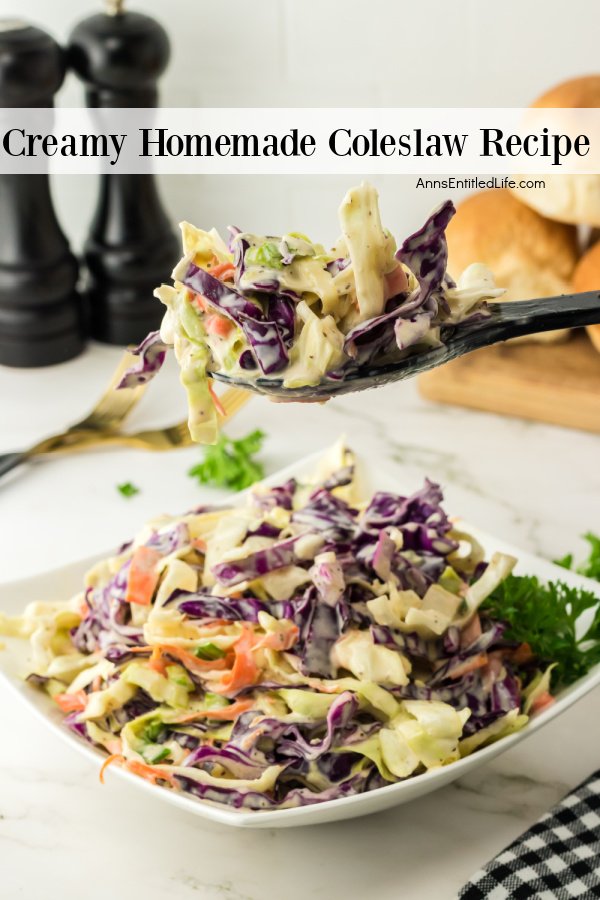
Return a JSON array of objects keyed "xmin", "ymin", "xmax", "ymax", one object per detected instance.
[{"xmin": 118, "ymin": 183, "xmax": 600, "ymax": 443}]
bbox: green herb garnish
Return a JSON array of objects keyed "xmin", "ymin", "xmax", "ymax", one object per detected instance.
[
  {"xmin": 194, "ymin": 643, "xmax": 226, "ymax": 661},
  {"xmin": 482, "ymin": 574, "xmax": 600, "ymax": 687},
  {"xmin": 555, "ymin": 532, "xmax": 600, "ymax": 583},
  {"xmin": 117, "ymin": 481, "xmax": 140, "ymax": 498},
  {"xmin": 188, "ymin": 429, "xmax": 266, "ymax": 491}
]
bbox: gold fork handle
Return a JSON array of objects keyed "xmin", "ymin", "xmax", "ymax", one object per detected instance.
[
  {"xmin": 0, "ymin": 429, "xmax": 113, "ymax": 479},
  {"xmin": 0, "ymin": 385, "xmax": 253, "ymax": 480}
]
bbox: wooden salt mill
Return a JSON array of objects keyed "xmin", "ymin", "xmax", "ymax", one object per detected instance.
[{"xmin": 68, "ymin": 0, "xmax": 179, "ymax": 345}]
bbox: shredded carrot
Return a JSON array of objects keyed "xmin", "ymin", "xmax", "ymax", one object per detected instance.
[
  {"xmin": 99, "ymin": 753, "xmax": 177, "ymax": 787},
  {"xmin": 205, "ymin": 313, "xmax": 235, "ymax": 338},
  {"xmin": 148, "ymin": 645, "xmax": 168, "ymax": 676},
  {"xmin": 192, "ymin": 538, "xmax": 207, "ymax": 552},
  {"xmin": 209, "ymin": 261, "xmax": 235, "ymax": 281},
  {"xmin": 173, "ymin": 698, "xmax": 254, "ymax": 724},
  {"xmin": 92, "ymin": 676, "xmax": 102, "ymax": 692},
  {"xmin": 160, "ymin": 644, "xmax": 229, "ymax": 674},
  {"xmin": 531, "ymin": 691, "xmax": 555, "ymax": 714},
  {"xmin": 212, "ymin": 626, "xmax": 260, "ymax": 695},
  {"xmin": 105, "ymin": 738, "xmax": 123, "ymax": 756},
  {"xmin": 256, "ymin": 623, "xmax": 299, "ymax": 652},
  {"xmin": 125, "ymin": 546, "xmax": 162, "ymax": 606},
  {"xmin": 124, "ymin": 642, "xmax": 229, "ymax": 673},
  {"xmin": 78, "ymin": 598, "xmax": 90, "ymax": 620},
  {"xmin": 511, "ymin": 642, "xmax": 534, "ymax": 665},
  {"xmin": 123, "ymin": 759, "xmax": 178, "ymax": 787},
  {"xmin": 189, "ymin": 289, "xmax": 208, "ymax": 312},
  {"xmin": 208, "ymin": 381, "xmax": 227, "ymax": 417},
  {"xmin": 99, "ymin": 753, "xmax": 124, "ymax": 784},
  {"xmin": 54, "ymin": 690, "xmax": 88, "ymax": 713},
  {"xmin": 447, "ymin": 653, "xmax": 489, "ymax": 680}
]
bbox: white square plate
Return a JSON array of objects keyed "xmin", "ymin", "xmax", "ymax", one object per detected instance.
[{"xmin": 1, "ymin": 450, "xmax": 599, "ymax": 828}]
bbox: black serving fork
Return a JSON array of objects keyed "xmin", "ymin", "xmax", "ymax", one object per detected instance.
[{"xmin": 210, "ymin": 291, "xmax": 600, "ymax": 400}]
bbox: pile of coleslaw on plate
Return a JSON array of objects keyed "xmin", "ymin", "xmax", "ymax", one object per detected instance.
[
  {"xmin": 118, "ymin": 184, "xmax": 503, "ymax": 443},
  {"xmin": 0, "ymin": 442, "xmax": 556, "ymax": 811}
]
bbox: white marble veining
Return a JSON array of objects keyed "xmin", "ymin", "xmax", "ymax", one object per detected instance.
[{"xmin": 1, "ymin": 344, "xmax": 599, "ymax": 900}]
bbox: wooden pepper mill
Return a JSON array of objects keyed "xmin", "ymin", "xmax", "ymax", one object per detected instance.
[
  {"xmin": 68, "ymin": 0, "xmax": 179, "ymax": 345},
  {"xmin": 0, "ymin": 20, "xmax": 83, "ymax": 367}
]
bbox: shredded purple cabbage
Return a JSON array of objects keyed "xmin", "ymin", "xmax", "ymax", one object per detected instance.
[
  {"xmin": 182, "ymin": 264, "xmax": 288, "ymax": 375},
  {"xmin": 116, "ymin": 331, "xmax": 169, "ymax": 389},
  {"xmin": 212, "ymin": 535, "xmax": 306, "ymax": 587},
  {"xmin": 176, "ymin": 592, "xmax": 268, "ymax": 622},
  {"xmin": 30, "ymin": 460, "xmax": 534, "ymax": 814}
]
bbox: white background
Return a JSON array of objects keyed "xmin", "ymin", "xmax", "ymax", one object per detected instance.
[{"xmin": 2, "ymin": 0, "xmax": 600, "ymax": 242}]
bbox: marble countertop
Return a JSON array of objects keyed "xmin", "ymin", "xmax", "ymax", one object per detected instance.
[{"xmin": 1, "ymin": 344, "xmax": 599, "ymax": 900}]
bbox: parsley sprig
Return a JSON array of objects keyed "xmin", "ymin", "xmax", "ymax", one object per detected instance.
[
  {"xmin": 482, "ymin": 574, "xmax": 600, "ymax": 688},
  {"xmin": 188, "ymin": 429, "xmax": 266, "ymax": 491},
  {"xmin": 555, "ymin": 532, "xmax": 600, "ymax": 582},
  {"xmin": 117, "ymin": 481, "xmax": 140, "ymax": 498}
]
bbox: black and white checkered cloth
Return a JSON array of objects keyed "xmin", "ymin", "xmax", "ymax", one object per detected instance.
[{"xmin": 459, "ymin": 770, "xmax": 600, "ymax": 899}]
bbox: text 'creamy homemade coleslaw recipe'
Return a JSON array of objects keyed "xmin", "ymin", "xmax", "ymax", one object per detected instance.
[{"xmin": 118, "ymin": 184, "xmax": 503, "ymax": 442}]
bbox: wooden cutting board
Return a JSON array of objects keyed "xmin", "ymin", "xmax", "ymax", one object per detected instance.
[{"xmin": 418, "ymin": 331, "xmax": 600, "ymax": 434}]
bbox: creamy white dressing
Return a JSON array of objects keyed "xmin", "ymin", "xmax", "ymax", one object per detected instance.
[{"xmin": 337, "ymin": 183, "xmax": 397, "ymax": 321}]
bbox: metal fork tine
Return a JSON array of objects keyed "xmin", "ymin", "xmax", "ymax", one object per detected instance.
[
  {"xmin": 86, "ymin": 389, "xmax": 250, "ymax": 451},
  {"xmin": 0, "ymin": 373, "xmax": 253, "ymax": 480},
  {"xmin": 38, "ymin": 391, "xmax": 250, "ymax": 456},
  {"xmin": 73, "ymin": 351, "xmax": 148, "ymax": 431}
]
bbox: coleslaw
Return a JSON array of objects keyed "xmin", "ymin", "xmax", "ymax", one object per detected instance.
[
  {"xmin": 118, "ymin": 184, "xmax": 503, "ymax": 443},
  {"xmin": 0, "ymin": 442, "xmax": 556, "ymax": 812}
]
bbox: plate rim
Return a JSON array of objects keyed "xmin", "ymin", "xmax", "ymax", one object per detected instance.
[{"xmin": 2, "ymin": 447, "xmax": 600, "ymax": 827}]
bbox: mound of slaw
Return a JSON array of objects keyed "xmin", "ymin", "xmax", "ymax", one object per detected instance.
[
  {"xmin": 0, "ymin": 442, "xmax": 558, "ymax": 812},
  {"xmin": 118, "ymin": 184, "xmax": 503, "ymax": 443}
]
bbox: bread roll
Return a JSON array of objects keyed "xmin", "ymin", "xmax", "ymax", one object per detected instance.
[
  {"xmin": 447, "ymin": 190, "xmax": 578, "ymax": 343},
  {"xmin": 572, "ymin": 240, "xmax": 600, "ymax": 352},
  {"xmin": 512, "ymin": 75, "xmax": 600, "ymax": 226}
]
